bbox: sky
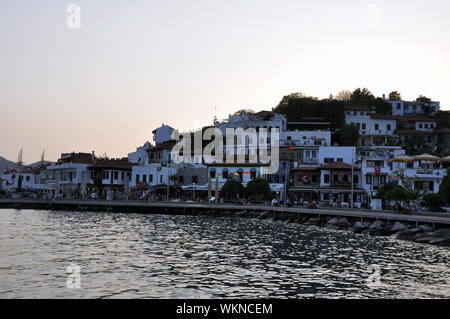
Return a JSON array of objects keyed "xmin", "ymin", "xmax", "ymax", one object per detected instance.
[{"xmin": 1, "ymin": 0, "xmax": 450, "ymax": 163}]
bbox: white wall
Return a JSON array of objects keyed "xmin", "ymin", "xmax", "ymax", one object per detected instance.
[{"xmin": 318, "ymin": 147, "xmax": 356, "ymax": 165}]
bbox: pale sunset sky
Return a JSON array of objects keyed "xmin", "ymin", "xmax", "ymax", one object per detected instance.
[{"xmin": 1, "ymin": 0, "xmax": 449, "ymax": 163}]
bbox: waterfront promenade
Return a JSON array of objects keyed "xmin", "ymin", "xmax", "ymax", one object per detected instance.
[{"xmin": 1, "ymin": 198, "xmax": 450, "ymax": 227}]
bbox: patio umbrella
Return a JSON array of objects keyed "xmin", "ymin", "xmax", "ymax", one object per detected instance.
[
  {"xmin": 124, "ymin": 174, "xmax": 130, "ymax": 199},
  {"xmin": 440, "ymin": 155, "xmax": 450, "ymax": 163},
  {"xmin": 55, "ymin": 171, "xmax": 60, "ymax": 198},
  {"xmin": 412, "ymin": 153, "xmax": 440, "ymax": 162},
  {"xmin": 208, "ymin": 176, "xmax": 212, "ymax": 201},
  {"xmin": 389, "ymin": 155, "xmax": 412, "ymax": 163},
  {"xmin": 215, "ymin": 175, "xmax": 219, "ymax": 204},
  {"xmin": 81, "ymin": 171, "xmax": 87, "ymax": 198}
]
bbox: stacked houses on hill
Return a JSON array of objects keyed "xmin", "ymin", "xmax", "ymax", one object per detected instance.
[{"xmin": 1, "ymin": 95, "xmax": 449, "ymax": 208}]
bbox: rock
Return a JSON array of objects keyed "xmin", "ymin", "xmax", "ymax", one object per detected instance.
[
  {"xmin": 390, "ymin": 231, "xmax": 403, "ymax": 239},
  {"xmin": 391, "ymin": 222, "xmax": 408, "ymax": 232},
  {"xmin": 419, "ymin": 225, "xmax": 434, "ymax": 232},
  {"xmin": 257, "ymin": 211, "xmax": 270, "ymax": 219},
  {"xmin": 414, "ymin": 232, "xmax": 437, "ymax": 243},
  {"xmin": 338, "ymin": 218, "xmax": 349, "ymax": 226},
  {"xmin": 305, "ymin": 217, "xmax": 320, "ymax": 225},
  {"xmin": 326, "ymin": 217, "xmax": 339, "ymax": 226},
  {"xmin": 369, "ymin": 220, "xmax": 383, "ymax": 229},
  {"xmin": 352, "ymin": 221, "xmax": 371, "ymax": 233},
  {"xmin": 379, "ymin": 224, "xmax": 395, "ymax": 236}
]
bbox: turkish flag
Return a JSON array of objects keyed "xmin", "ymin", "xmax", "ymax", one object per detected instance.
[{"xmin": 375, "ymin": 167, "xmax": 381, "ymax": 176}]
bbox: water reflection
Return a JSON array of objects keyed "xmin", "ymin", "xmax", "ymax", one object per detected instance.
[{"xmin": 0, "ymin": 209, "xmax": 448, "ymax": 298}]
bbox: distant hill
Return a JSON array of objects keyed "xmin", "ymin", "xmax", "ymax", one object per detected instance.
[{"xmin": 0, "ymin": 156, "xmax": 18, "ymax": 173}]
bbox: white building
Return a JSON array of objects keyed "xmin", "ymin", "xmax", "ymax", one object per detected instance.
[
  {"xmin": 153, "ymin": 124, "xmax": 175, "ymax": 145},
  {"xmin": 318, "ymin": 146, "xmax": 356, "ymax": 165},
  {"xmin": 359, "ymin": 146, "xmax": 405, "ymax": 199},
  {"xmin": 388, "ymin": 100, "xmax": 440, "ymax": 116},
  {"xmin": 280, "ymin": 130, "xmax": 331, "ymax": 147},
  {"xmin": 345, "ymin": 112, "xmax": 397, "ymax": 146},
  {"xmin": 45, "ymin": 152, "xmax": 96, "ymax": 195},
  {"xmin": 131, "ymin": 164, "xmax": 177, "ymax": 188},
  {"xmin": 128, "ymin": 141, "xmax": 152, "ymax": 165}
]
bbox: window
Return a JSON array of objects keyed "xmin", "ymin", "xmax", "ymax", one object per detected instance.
[
  {"xmin": 362, "ymin": 123, "xmax": 366, "ymax": 130},
  {"xmin": 397, "ymin": 103, "xmax": 401, "ymax": 110},
  {"xmin": 178, "ymin": 175, "xmax": 184, "ymax": 184},
  {"xmin": 366, "ymin": 175, "xmax": 372, "ymax": 184},
  {"xmin": 250, "ymin": 169, "xmax": 257, "ymax": 179},
  {"xmin": 425, "ymin": 124, "xmax": 428, "ymax": 129},
  {"xmin": 149, "ymin": 174, "xmax": 153, "ymax": 183},
  {"xmin": 312, "ymin": 175, "xmax": 318, "ymax": 183},
  {"xmin": 337, "ymin": 158, "xmax": 343, "ymax": 162},
  {"xmin": 375, "ymin": 124, "xmax": 379, "ymax": 130},
  {"xmin": 210, "ymin": 169, "xmax": 216, "ymax": 178},
  {"xmin": 136, "ymin": 174, "xmax": 140, "ymax": 183},
  {"xmin": 222, "ymin": 169, "xmax": 229, "ymax": 179},
  {"xmin": 380, "ymin": 175, "xmax": 386, "ymax": 185},
  {"xmin": 192, "ymin": 176, "xmax": 199, "ymax": 184},
  {"xmin": 160, "ymin": 176, "xmax": 163, "ymax": 183},
  {"xmin": 387, "ymin": 124, "xmax": 391, "ymax": 131},
  {"xmin": 419, "ymin": 124, "xmax": 423, "ymax": 129},
  {"xmin": 26, "ymin": 176, "xmax": 30, "ymax": 181},
  {"xmin": 114, "ymin": 171, "xmax": 118, "ymax": 180},
  {"xmin": 353, "ymin": 175, "xmax": 359, "ymax": 184},
  {"xmin": 143, "ymin": 174, "xmax": 147, "ymax": 183},
  {"xmin": 121, "ymin": 172, "xmax": 124, "ymax": 180},
  {"xmin": 287, "ymin": 136, "xmax": 291, "ymax": 141}
]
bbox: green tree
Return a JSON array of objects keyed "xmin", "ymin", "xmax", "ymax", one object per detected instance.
[
  {"xmin": 439, "ymin": 169, "xmax": 450, "ymax": 204},
  {"xmin": 423, "ymin": 193, "xmax": 445, "ymax": 212},
  {"xmin": 245, "ymin": 178, "xmax": 271, "ymax": 202},
  {"xmin": 388, "ymin": 91, "xmax": 402, "ymax": 101},
  {"xmin": 233, "ymin": 109, "xmax": 255, "ymax": 116},
  {"xmin": 350, "ymin": 88, "xmax": 375, "ymax": 105},
  {"xmin": 376, "ymin": 182, "xmax": 408, "ymax": 201},
  {"xmin": 335, "ymin": 90, "xmax": 352, "ymax": 101},
  {"xmin": 372, "ymin": 97, "xmax": 392, "ymax": 114},
  {"xmin": 339, "ymin": 124, "xmax": 360, "ymax": 146},
  {"xmin": 221, "ymin": 180, "xmax": 244, "ymax": 201},
  {"xmin": 416, "ymin": 95, "xmax": 432, "ymax": 103},
  {"xmin": 275, "ymin": 92, "xmax": 309, "ymax": 109}
]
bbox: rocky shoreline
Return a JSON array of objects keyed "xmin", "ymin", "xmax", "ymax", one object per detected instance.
[{"xmin": 217, "ymin": 210, "xmax": 450, "ymax": 247}]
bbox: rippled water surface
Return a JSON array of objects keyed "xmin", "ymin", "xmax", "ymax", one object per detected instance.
[{"xmin": 0, "ymin": 209, "xmax": 449, "ymax": 298}]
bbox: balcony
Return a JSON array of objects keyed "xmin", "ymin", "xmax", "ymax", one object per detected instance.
[{"xmin": 331, "ymin": 181, "xmax": 352, "ymax": 188}]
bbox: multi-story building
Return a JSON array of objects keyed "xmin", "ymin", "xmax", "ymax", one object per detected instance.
[
  {"xmin": 45, "ymin": 152, "xmax": 96, "ymax": 196},
  {"xmin": 128, "ymin": 141, "xmax": 152, "ymax": 165},
  {"xmin": 87, "ymin": 159, "xmax": 132, "ymax": 198},
  {"xmin": 345, "ymin": 108, "xmax": 397, "ymax": 146},
  {"xmin": 387, "ymin": 99, "xmax": 440, "ymax": 116}
]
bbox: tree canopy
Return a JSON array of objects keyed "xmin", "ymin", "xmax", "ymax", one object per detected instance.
[
  {"xmin": 245, "ymin": 178, "xmax": 272, "ymax": 201},
  {"xmin": 221, "ymin": 180, "xmax": 244, "ymax": 201},
  {"xmin": 339, "ymin": 124, "xmax": 360, "ymax": 146},
  {"xmin": 439, "ymin": 169, "xmax": 450, "ymax": 204},
  {"xmin": 388, "ymin": 91, "xmax": 402, "ymax": 101},
  {"xmin": 416, "ymin": 95, "xmax": 432, "ymax": 103},
  {"xmin": 233, "ymin": 109, "xmax": 255, "ymax": 116}
]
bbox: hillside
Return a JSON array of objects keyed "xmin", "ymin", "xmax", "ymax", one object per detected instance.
[{"xmin": 0, "ymin": 156, "xmax": 18, "ymax": 173}]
